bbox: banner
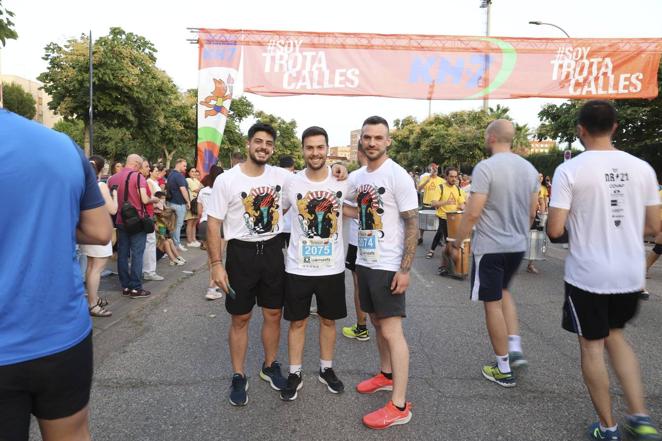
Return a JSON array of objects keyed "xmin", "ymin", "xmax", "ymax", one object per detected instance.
[
  {"xmin": 196, "ymin": 29, "xmax": 662, "ymax": 169},
  {"xmin": 196, "ymin": 32, "xmax": 240, "ymax": 176}
]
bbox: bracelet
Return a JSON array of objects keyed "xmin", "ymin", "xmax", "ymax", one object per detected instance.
[{"xmin": 210, "ymin": 260, "xmax": 223, "ymax": 266}]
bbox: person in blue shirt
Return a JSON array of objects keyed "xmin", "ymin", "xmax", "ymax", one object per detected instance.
[
  {"xmin": 0, "ymin": 110, "xmax": 113, "ymax": 441},
  {"xmin": 165, "ymin": 158, "xmax": 191, "ymax": 251}
]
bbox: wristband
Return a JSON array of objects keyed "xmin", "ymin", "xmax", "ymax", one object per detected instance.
[{"xmin": 210, "ymin": 260, "xmax": 223, "ymax": 266}]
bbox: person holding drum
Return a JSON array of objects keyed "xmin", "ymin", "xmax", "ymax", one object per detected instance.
[
  {"xmin": 526, "ymin": 172, "xmax": 548, "ymax": 274},
  {"xmin": 416, "ymin": 163, "xmax": 444, "ymax": 245}
]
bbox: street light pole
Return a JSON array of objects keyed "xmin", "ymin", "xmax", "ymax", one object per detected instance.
[
  {"xmin": 480, "ymin": 0, "xmax": 492, "ymax": 112},
  {"xmin": 89, "ymin": 30, "xmax": 94, "ymax": 156},
  {"xmin": 528, "ymin": 21, "xmax": 571, "ymax": 38}
]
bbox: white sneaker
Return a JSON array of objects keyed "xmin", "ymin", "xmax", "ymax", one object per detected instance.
[
  {"xmin": 176, "ymin": 256, "xmax": 187, "ymax": 264},
  {"xmin": 187, "ymin": 241, "xmax": 201, "ymax": 248},
  {"xmin": 143, "ymin": 272, "xmax": 164, "ymax": 281},
  {"xmin": 175, "ymin": 259, "xmax": 185, "ymax": 266},
  {"xmin": 178, "ymin": 244, "xmax": 188, "ymax": 252},
  {"xmin": 205, "ymin": 288, "xmax": 223, "ymax": 300}
]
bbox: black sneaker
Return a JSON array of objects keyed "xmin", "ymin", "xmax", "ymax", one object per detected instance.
[
  {"xmin": 122, "ymin": 288, "xmax": 131, "ymax": 297},
  {"xmin": 259, "ymin": 361, "xmax": 287, "ymax": 391},
  {"xmin": 129, "ymin": 289, "xmax": 151, "ymax": 299},
  {"xmin": 229, "ymin": 373, "xmax": 248, "ymax": 406},
  {"xmin": 640, "ymin": 290, "xmax": 650, "ymax": 300},
  {"xmin": 318, "ymin": 368, "xmax": 344, "ymax": 394},
  {"xmin": 280, "ymin": 373, "xmax": 303, "ymax": 401}
]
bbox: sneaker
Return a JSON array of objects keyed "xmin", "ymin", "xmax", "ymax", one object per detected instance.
[
  {"xmin": 129, "ymin": 289, "xmax": 151, "ymax": 299},
  {"xmin": 122, "ymin": 288, "xmax": 132, "ymax": 297},
  {"xmin": 482, "ymin": 363, "xmax": 515, "ymax": 387},
  {"xmin": 587, "ymin": 422, "xmax": 621, "ymax": 440},
  {"xmin": 187, "ymin": 241, "xmax": 201, "ymax": 248},
  {"xmin": 175, "ymin": 259, "xmax": 185, "ymax": 266},
  {"xmin": 509, "ymin": 351, "xmax": 528, "ymax": 369},
  {"xmin": 280, "ymin": 373, "xmax": 303, "ymax": 401},
  {"xmin": 624, "ymin": 415, "xmax": 661, "ymax": 440},
  {"xmin": 362, "ymin": 400, "xmax": 412, "ymax": 430},
  {"xmin": 640, "ymin": 290, "xmax": 650, "ymax": 300},
  {"xmin": 177, "ymin": 244, "xmax": 188, "ymax": 252},
  {"xmin": 259, "ymin": 361, "xmax": 287, "ymax": 391},
  {"xmin": 205, "ymin": 288, "xmax": 223, "ymax": 300},
  {"xmin": 143, "ymin": 272, "xmax": 164, "ymax": 281},
  {"xmin": 356, "ymin": 372, "xmax": 393, "ymax": 394},
  {"xmin": 438, "ymin": 267, "xmax": 450, "ymax": 277},
  {"xmin": 229, "ymin": 373, "xmax": 248, "ymax": 406},
  {"xmin": 342, "ymin": 325, "xmax": 370, "ymax": 341},
  {"xmin": 319, "ymin": 368, "xmax": 344, "ymax": 394},
  {"xmin": 309, "ymin": 305, "xmax": 318, "ymax": 315},
  {"xmin": 177, "ymin": 256, "xmax": 187, "ymax": 263}
]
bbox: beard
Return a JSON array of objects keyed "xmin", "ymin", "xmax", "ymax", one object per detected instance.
[
  {"xmin": 249, "ymin": 149, "xmax": 270, "ymax": 165},
  {"xmin": 365, "ymin": 147, "xmax": 386, "ymax": 161},
  {"xmin": 306, "ymin": 157, "xmax": 326, "ymax": 170},
  {"xmin": 484, "ymin": 145, "xmax": 493, "ymax": 156}
]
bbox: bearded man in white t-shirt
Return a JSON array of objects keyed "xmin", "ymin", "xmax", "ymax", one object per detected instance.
[
  {"xmin": 548, "ymin": 100, "xmax": 661, "ymax": 441},
  {"xmin": 206, "ymin": 123, "xmax": 348, "ymax": 407},
  {"xmin": 348, "ymin": 116, "xmax": 419, "ymax": 430}
]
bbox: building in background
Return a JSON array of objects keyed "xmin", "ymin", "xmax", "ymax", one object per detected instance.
[
  {"xmin": 526, "ymin": 139, "xmax": 556, "ymax": 155},
  {"xmin": 1, "ymin": 74, "xmax": 61, "ymax": 128}
]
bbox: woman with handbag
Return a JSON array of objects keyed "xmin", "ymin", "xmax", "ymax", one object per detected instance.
[
  {"xmin": 79, "ymin": 156, "xmax": 117, "ymax": 317},
  {"xmin": 185, "ymin": 167, "xmax": 203, "ymax": 248}
]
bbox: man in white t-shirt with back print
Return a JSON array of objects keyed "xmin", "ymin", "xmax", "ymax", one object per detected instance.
[{"xmin": 548, "ymin": 100, "xmax": 661, "ymax": 441}]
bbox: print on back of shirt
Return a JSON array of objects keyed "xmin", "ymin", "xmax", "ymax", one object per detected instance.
[
  {"xmin": 241, "ymin": 185, "xmax": 281, "ymax": 235},
  {"xmin": 605, "ymin": 168, "xmax": 630, "ymax": 227}
]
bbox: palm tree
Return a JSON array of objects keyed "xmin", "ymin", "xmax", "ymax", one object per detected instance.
[
  {"xmin": 488, "ymin": 104, "xmax": 511, "ymax": 120},
  {"xmin": 513, "ymin": 123, "xmax": 531, "ymax": 154}
]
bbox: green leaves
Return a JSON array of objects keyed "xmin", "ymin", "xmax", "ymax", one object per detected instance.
[
  {"xmin": 2, "ymin": 82, "xmax": 35, "ymax": 119},
  {"xmin": 0, "ymin": 2, "xmax": 18, "ymax": 47}
]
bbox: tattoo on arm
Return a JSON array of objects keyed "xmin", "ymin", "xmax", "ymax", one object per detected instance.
[{"xmin": 399, "ymin": 208, "xmax": 419, "ymax": 273}]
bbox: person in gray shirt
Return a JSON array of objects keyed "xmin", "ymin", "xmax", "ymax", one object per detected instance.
[{"xmin": 452, "ymin": 119, "xmax": 538, "ymax": 388}]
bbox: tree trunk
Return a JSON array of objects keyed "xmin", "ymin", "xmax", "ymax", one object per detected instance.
[
  {"xmin": 83, "ymin": 122, "xmax": 90, "ymax": 157},
  {"xmin": 163, "ymin": 145, "xmax": 174, "ymax": 169}
]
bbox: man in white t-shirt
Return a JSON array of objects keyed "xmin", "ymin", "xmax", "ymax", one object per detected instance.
[
  {"xmin": 279, "ymin": 126, "xmax": 353, "ymax": 401},
  {"xmin": 347, "ymin": 116, "xmax": 419, "ymax": 430},
  {"xmin": 548, "ymin": 101, "xmax": 661, "ymax": 441},
  {"xmin": 207, "ymin": 123, "xmax": 348, "ymax": 407}
]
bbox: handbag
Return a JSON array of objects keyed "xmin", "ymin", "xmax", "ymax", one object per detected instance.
[
  {"xmin": 136, "ymin": 174, "xmax": 155, "ymax": 234},
  {"xmin": 121, "ymin": 172, "xmax": 144, "ymax": 235}
]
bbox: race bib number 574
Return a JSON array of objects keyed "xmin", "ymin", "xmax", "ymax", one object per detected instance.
[{"xmin": 358, "ymin": 230, "xmax": 380, "ymax": 262}]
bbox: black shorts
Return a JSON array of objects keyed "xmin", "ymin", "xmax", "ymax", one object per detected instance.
[
  {"xmin": 284, "ymin": 272, "xmax": 347, "ymax": 321},
  {"xmin": 356, "ymin": 265, "xmax": 406, "ymax": 318},
  {"xmin": 0, "ymin": 332, "xmax": 93, "ymax": 441},
  {"xmin": 281, "ymin": 233, "xmax": 291, "ymax": 248},
  {"xmin": 653, "ymin": 243, "xmax": 662, "ymax": 255},
  {"xmin": 562, "ymin": 282, "xmax": 640, "ymax": 340},
  {"xmin": 470, "ymin": 252, "xmax": 524, "ymax": 302},
  {"xmin": 225, "ymin": 236, "xmax": 285, "ymax": 315},
  {"xmin": 345, "ymin": 244, "xmax": 358, "ymax": 271}
]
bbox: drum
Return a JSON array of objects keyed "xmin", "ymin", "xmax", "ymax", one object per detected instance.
[
  {"xmin": 446, "ymin": 238, "xmax": 471, "ymax": 278},
  {"xmin": 446, "ymin": 211, "xmax": 464, "ymax": 240},
  {"xmin": 418, "ymin": 210, "xmax": 439, "ymax": 231},
  {"xmin": 524, "ymin": 230, "xmax": 547, "ymax": 261}
]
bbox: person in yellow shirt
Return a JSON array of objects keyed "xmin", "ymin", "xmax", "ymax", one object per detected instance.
[
  {"xmin": 427, "ymin": 167, "xmax": 465, "ymax": 270},
  {"xmin": 417, "ymin": 163, "xmax": 445, "ymax": 244},
  {"xmin": 527, "ymin": 173, "xmax": 548, "ymax": 274}
]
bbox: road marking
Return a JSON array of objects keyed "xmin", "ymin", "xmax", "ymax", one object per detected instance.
[{"xmin": 411, "ymin": 267, "xmax": 433, "ymax": 289}]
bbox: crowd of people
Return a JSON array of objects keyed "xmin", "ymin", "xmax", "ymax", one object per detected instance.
[{"xmin": 2, "ymin": 99, "xmax": 661, "ymax": 441}]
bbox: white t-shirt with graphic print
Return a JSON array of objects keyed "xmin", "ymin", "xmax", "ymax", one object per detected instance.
[
  {"xmin": 550, "ymin": 150, "xmax": 659, "ymax": 294},
  {"xmin": 282, "ymin": 167, "xmax": 348, "ymax": 276},
  {"xmin": 207, "ymin": 164, "xmax": 289, "ymax": 242},
  {"xmin": 347, "ymin": 158, "xmax": 419, "ymax": 272}
]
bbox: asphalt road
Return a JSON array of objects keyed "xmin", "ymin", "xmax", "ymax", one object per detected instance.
[{"xmin": 29, "ymin": 239, "xmax": 662, "ymax": 441}]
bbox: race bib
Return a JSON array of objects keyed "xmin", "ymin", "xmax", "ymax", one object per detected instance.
[
  {"xmin": 298, "ymin": 237, "xmax": 334, "ymax": 269},
  {"xmin": 358, "ymin": 230, "xmax": 380, "ymax": 262}
]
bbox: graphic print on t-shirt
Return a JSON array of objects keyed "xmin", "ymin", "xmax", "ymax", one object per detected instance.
[
  {"xmin": 296, "ymin": 190, "xmax": 343, "ymax": 239},
  {"xmin": 604, "ymin": 168, "xmax": 630, "ymax": 227},
  {"xmin": 357, "ymin": 184, "xmax": 385, "ymax": 231},
  {"xmin": 241, "ymin": 185, "xmax": 281, "ymax": 235}
]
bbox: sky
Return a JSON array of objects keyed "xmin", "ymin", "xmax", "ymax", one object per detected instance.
[{"xmin": 2, "ymin": 0, "xmax": 661, "ymax": 147}]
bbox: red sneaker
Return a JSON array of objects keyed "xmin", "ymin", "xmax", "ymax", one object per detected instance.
[
  {"xmin": 362, "ymin": 400, "xmax": 412, "ymax": 430},
  {"xmin": 356, "ymin": 372, "xmax": 393, "ymax": 394}
]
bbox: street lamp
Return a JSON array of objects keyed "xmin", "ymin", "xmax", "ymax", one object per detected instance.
[
  {"xmin": 480, "ymin": 0, "xmax": 492, "ymax": 112},
  {"xmin": 528, "ymin": 21, "xmax": 571, "ymax": 38}
]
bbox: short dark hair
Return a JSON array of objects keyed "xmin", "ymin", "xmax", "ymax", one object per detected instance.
[
  {"xmin": 362, "ymin": 115, "xmax": 389, "ymax": 131},
  {"xmin": 248, "ymin": 122, "xmax": 277, "ymax": 142},
  {"xmin": 278, "ymin": 155, "xmax": 295, "ymax": 168},
  {"xmin": 150, "ymin": 163, "xmax": 165, "ymax": 173},
  {"xmin": 202, "ymin": 164, "xmax": 224, "ymax": 187},
  {"xmin": 89, "ymin": 155, "xmax": 105, "ymax": 175},
  {"xmin": 577, "ymin": 100, "xmax": 617, "ymax": 136},
  {"xmin": 155, "ymin": 191, "xmax": 166, "ymax": 198},
  {"xmin": 445, "ymin": 166, "xmax": 459, "ymax": 177},
  {"xmin": 301, "ymin": 126, "xmax": 329, "ymax": 146}
]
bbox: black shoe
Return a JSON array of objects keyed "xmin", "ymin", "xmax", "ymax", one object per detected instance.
[
  {"xmin": 259, "ymin": 360, "xmax": 287, "ymax": 390},
  {"xmin": 129, "ymin": 289, "xmax": 151, "ymax": 299},
  {"xmin": 318, "ymin": 368, "xmax": 344, "ymax": 394},
  {"xmin": 122, "ymin": 288, "xmax": 131, "ymax": 297},
  {"xmin": 280, "ymin": 373, "xmax": 303, "ymax": 401},
  {"xmin": 417, "ymin": 238, "xmax": 423, "ymax": 245},
  {"xmin": 438, "ymin": 267, "xmax": 449, "ymax": 276},
  {"xmin": 229, "ymin": 373, "xmax": 248, "ymax": 406},
  {"xmin": 640, "ymin": 290, "xmax": 650, "ymax": 300}
]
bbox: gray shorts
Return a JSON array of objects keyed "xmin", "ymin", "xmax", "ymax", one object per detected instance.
[{"xmin": 356, "ymin": 265, "xmax": 406, "ymax": 318}]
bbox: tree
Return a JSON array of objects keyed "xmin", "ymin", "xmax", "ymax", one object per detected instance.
[
  {"xmin": 0, "ymin": 1, "xmax": 17, "ymax": 47},
  {"xmin": 38, "ymin": 27, "xmax": 179, "ymax": 157},
  {"xmin": 2, "ymin": 82, "xmax": 35, "ymax": 119},
  {"xmin": 53, "ymin": 118, "xmax": 84, "ymax": 145},
  {"xmin": 253, "ymin": 110, "xmax": 303, "ymax": 169},
  {"xmin": 536, "ymin": 101, "xmax": 581, "ymax": 148},
  {"xmin": 512, "ymin": 123, "xmax": 531, "ymax": 154},
  {"xmin": 217, "ymin": 95, "xmax": 254, "ymax": 166},
  {"xmin": 488, "ymin": 104, "xmax": 511, "ymax": 120}
]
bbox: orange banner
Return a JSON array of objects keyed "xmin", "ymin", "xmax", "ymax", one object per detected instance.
[{"xmin": 198, "ymin": 29, "xmax": 662, "ymax": 100}]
